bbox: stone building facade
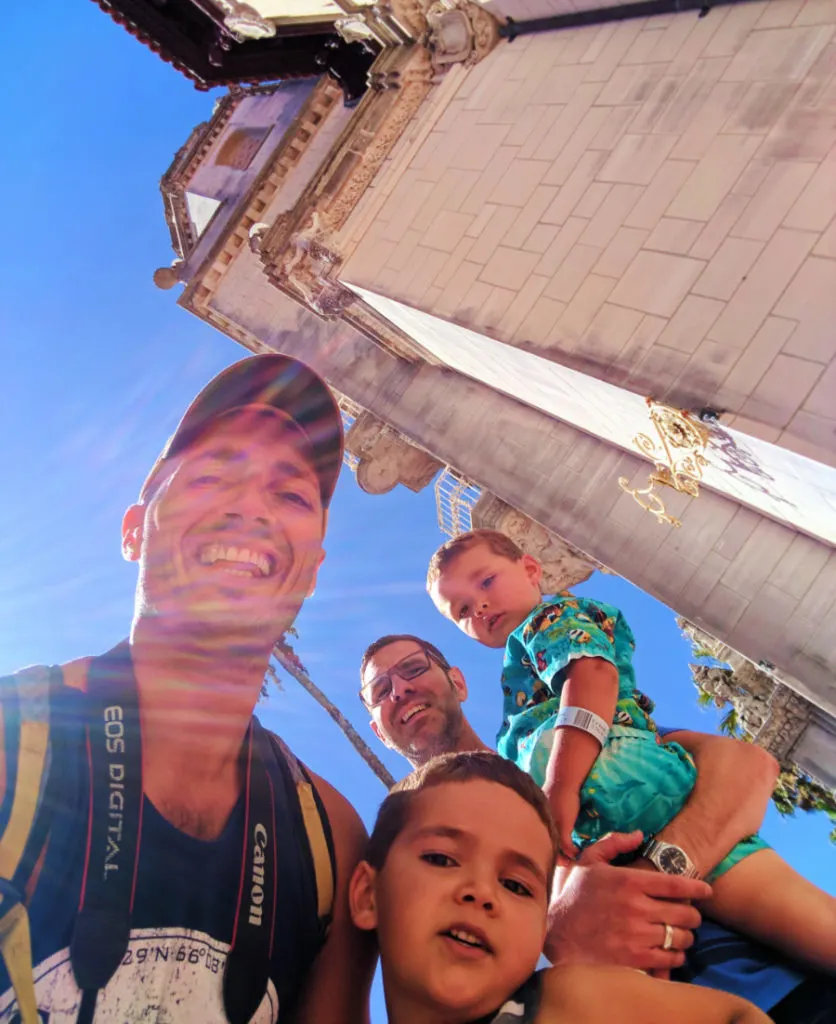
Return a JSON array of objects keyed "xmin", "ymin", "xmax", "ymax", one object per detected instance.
[
  {"xmin": 682, "ymin": 620, "xmax": 836, "ymax": 789},
  {"xmin": 152, "ymin": 0, "xmax": 836, "ymax": 734}
]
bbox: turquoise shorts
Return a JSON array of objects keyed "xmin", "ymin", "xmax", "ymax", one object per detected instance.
[{"xmin": 525, "ymin": 723, "xmax": 768, "ymax": 881}]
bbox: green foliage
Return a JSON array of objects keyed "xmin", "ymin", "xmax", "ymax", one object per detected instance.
[
  {"xmin": 772, "ymin": 768, "xmax": 836, "ymax": 845},
  {"xmin": 685, "ymin": 622, "xmax": 835, "ymax": 845},
  {"xmin": 691, "ymin": 646, "xmax": 716, "ymax": 660},
  {"xmin": 718, "ymin": 707, "xmax": 742, "ymax": 738}
]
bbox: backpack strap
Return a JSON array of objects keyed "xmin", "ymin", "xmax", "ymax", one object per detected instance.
[
  {"xmin": 0, "ymin": 661, "xmax": 336, "ymax": 1024},
  {"xmin": 269, "ymin": 734, "xmax": 335, "ymax": 930},
  {"xmin": 0, "ymin": 664, "xmax": 61, "ymax": 1024}
]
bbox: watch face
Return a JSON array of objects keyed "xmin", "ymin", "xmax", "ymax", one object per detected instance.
[{"xmin": 658, "ymin": 846, "xmax": 688, "ymax": 874}]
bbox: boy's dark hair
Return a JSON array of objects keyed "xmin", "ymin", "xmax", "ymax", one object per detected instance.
[
  {"xmin": 366, "ymin": 751, "xmax": 558, "ymax": 885},
  {"xmin": 359, "ymin": 634, "xmax": 451, "ymax": 686},
  {"xmin": 426, "ymin": 529, "xmax": 525, "ymax": 589}
]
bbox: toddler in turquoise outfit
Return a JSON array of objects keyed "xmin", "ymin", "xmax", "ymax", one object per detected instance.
[
  {"xmin": 499, "ymin": 595, "xmax": 761, "ymax": 881},
  {"xmin": 428, "ymin": 528, "xmax": 836, "ymax": 974}
]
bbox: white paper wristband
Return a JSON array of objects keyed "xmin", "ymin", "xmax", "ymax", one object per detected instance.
[{"xmin": 555, "ymin": 706, "xmax": 610, "ymax": 747}]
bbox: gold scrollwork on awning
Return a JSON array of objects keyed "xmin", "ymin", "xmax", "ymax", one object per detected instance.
[{"xmin": 618, "ymin": 399, "xmax": 710, "ymax": 528}]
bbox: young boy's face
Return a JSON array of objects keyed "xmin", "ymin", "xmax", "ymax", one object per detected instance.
[
  {"xmin": 429, "ymin": 544, "xmax": 542, "ymax": 648},
  {"xmin": 351, "ymin": 780, "xmax": 551, "ymax": 1023}
]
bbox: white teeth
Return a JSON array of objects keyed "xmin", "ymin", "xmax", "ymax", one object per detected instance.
[
  {"xmin": 198, "ymin": 544, "xmax": 272, "ymax": 576},
  {"xmin": 402, "ymin": 704, "xmax": 429, "ymax": 724},
  {"xmin": 449, "ymin": 929, "xmax": 484, "ymax": 948}
]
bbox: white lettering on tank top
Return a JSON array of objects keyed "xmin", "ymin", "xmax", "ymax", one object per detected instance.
[{"xmin": 0, "ymin": 928, "xmax": 279, "ymax": 1023}]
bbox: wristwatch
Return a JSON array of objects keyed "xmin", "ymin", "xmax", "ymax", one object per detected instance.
[{"xmin": 639, "ymin": 838, "xmax": 701, "ymax": 879}]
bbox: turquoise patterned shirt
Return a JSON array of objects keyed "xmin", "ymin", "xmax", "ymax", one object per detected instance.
[{"xmin": 497, "ymin": 596, "xmax": 657, "ymax": 766}]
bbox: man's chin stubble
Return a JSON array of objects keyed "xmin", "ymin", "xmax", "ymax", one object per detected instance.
[
  {"xmin": 403, "ymin": 717, "xmax": 463, "ymax": 764},
  {"xmin": 135, "ymin": 602, "xmax": 286, "ymax": 646}
]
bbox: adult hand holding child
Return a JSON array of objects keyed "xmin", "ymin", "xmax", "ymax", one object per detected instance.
[
  {"xmin": 546, "ymin": 829, "xmax": 709, "ymax": 974},
  {"xmin": 360, "ymin": 629, "xmax": 835, "ymax": 1021}
]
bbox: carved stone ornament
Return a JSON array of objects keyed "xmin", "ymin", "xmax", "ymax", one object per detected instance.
[
  {"xmin": 215, "ymin": 0, "xmax": 277, "ymax": 40},
  {"xmin": 471, "ymin": 492, "xmax": 603, "ymax": 593},
  {"xmin": 153, "ymin": 259, "xmax": 184, "ymax": 290},
  {"xmin": 426, "ymin": 0, "xmax": 501, "ymax": 71},
  {"xmin": 334, "ymin": 15, "xmax": 379, "ymax": 46},
  {"xmin": 271, "ymin": 211, "xmax": 356, "ymax": 319},
  {"xmin": 255, "ymin": 45, "xmax": 436, "ymax": 323},
  {"xmin": 346, "ymin": 411, "xmax": 443, "ymax": 494},
  {"xmin": 380, "ymin": 0, "xmax": 432, "ymax": 40}
]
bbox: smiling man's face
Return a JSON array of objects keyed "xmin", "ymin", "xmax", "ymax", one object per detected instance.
[
  {"xmin": 363, "ymin": 640, "xmax": 468, "ymax": 763},
  {"xmin": 123, "ymin": 407, "xmax": 326, "ymax": 643}
]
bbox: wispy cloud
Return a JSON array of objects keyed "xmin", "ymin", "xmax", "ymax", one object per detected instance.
[{"xmin": 312, "ymin": 580, "xmax": 426, "ymax": 602}]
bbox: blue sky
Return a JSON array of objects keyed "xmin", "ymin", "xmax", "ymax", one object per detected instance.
[{"xmin": 1, "ymin": 3, "xmax": 832, "ymax": 1020}]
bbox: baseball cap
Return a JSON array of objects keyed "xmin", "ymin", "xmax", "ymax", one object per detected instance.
[{"xmin": 139, "ymin": 354, "xmax": 344, "ymax": 507}]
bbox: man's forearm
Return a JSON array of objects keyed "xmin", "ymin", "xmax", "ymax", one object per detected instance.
[{"xmin": 655, "ymin": 731, "xmax": 779, "ymax": 876}]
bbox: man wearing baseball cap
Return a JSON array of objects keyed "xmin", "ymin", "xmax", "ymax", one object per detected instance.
[{"xmin": 0, "ymin": 355, "xmax": 374, "ymax": 1024}]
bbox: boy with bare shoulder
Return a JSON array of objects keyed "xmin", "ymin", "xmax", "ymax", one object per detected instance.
[{"xmin": 349, "ymin": 751, "xmax": 767, "ymax": 1024}]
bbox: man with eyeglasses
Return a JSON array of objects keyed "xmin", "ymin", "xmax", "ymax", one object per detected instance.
[{"xmin": 359, "ymin": 634, "xmax": 835, "ymax": 1022}]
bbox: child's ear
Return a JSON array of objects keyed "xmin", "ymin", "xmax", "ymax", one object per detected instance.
[
  {"xmin": 348, "ymin": 861, "xmax": 379, "ymax": 932},
  {"xmin": 521, "ymin": 553, "xmax": 542, "ymax": 587}
]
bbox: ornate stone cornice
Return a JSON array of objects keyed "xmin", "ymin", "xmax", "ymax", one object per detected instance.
[
  {"xmin": 157, "ymin": 3, "xmax": 502, "ymax": 357},
  {"xmin": 381, "ymin": 0, "xmax": 432, "ymax": 39},
  {"xmin": 159, "ymin": 80, "xmax": 295, "ymax": 263},
  {"xmin": 179, "ymin": 78, "xmax": 345, "ymax": 311},
  {"xmin": 198, "ymin": 305, "xmax": 273, "ymax": 354},
  {"xmin": 160, "ymin": 90, "xmax": 244, "ymax": 261},
  {"xmin": 262, "ymin": 44, "xmax": 433, "ymax": 240},
  {"xmin": 172, "ymin": 59, "xmax": 436, "ymax": 364},
  {"xmin": 343, "ymin": 299, "xmax": 440, "ymax": 362},
  {"xmin": 257, "ymin": 44, "xmax": 435, "ymax": 318},
  {"xmin": 250, "ymin": 17, "xmax": 500, "ymax": 323}
]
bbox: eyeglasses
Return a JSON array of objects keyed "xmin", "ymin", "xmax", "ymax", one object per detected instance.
[{"xmin": 360, "ymin": 647, "xmax": 449, "ymax": 709}]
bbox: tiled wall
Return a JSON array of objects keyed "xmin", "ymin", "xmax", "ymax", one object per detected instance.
[{"xmin": 344, "ymin": 0, "xmax": 836, "ymax": 466}]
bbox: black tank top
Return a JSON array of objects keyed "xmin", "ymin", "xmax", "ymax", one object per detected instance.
[
  {"xmin": 0, "ymin": 660, "xmax": 327, "ymax": 1023},
  {"xmin": 484, "ymin": 971, "xmax": 543, "ymax": 1023}
]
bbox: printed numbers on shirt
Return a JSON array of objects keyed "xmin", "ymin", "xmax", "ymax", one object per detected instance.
[
  {"xmin": 122, "ymin": 942, "xmax": 224, "ymax": 974},
  {"xmin": 0, "ymin": 928, "xmax": 279, "ymax": 1024}
]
